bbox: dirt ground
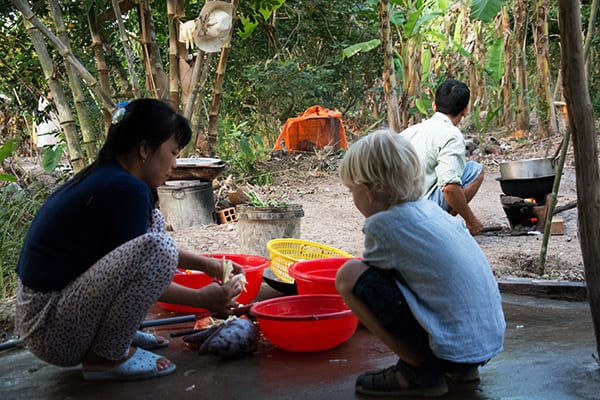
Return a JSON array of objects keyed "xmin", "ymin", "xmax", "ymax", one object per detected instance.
[{"xmin": 171, "ymin": 131, "xmax": 584, "ymax": 284}]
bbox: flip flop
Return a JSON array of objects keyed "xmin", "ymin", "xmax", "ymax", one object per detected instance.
[
  {"xmin": 82, "ymin": 348, "xmax": 176, "ymax": 382},
  {"xmin": 131, "ymin": 330, "xmax": 169, "ymax": 350}
]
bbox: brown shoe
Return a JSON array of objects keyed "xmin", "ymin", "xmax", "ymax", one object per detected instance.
[{"xmin": 355, "ymin": 359, "xmax": 448, "ymax": 397}]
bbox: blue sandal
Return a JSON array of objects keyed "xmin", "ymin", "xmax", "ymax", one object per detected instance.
[
  {"xmin": 131, "ymin": 330, "xmax": 169, "ymax": 350},
  {"xmin": 83, "ymin": 348, "xmax": 176, "ymax": 382}
]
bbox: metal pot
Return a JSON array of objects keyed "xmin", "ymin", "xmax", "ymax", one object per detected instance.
[
  {"xmin": 499, "ymin": 158, "xmax": 556, "ymax": 179},
  {"xmin": 496, "ymin": 175, "xmax": 556, "ymax": 198}
]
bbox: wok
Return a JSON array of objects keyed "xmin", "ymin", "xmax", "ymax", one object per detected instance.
[
  {"xmin": 499, "ymin": 158, "xmax": 556, "ymax": 180},
  {"xmin": 496, "ymin": 175, "xmax": 556, "ymax": 199}
]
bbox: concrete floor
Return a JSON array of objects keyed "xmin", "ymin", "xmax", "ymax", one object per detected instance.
[{"xmin": 2, "ymin": 286, "xmax": 600, "ymax": 400}]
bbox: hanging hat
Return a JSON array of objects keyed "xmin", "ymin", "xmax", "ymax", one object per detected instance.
[{"xmin": 194, "ymin": 1, "xmax": 234, "ymax": 53}]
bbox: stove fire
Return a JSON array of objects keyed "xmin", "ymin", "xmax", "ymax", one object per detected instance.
[{"xmin": 500, "ymin": 194, "xmax": 550, "ymax": 234}]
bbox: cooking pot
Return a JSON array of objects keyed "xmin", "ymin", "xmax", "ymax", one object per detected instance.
[
  {"xmin": 499, "ymin": 158, "xmax": 556, "ymax": 180},
  {"xmin": 496, "ymin": 175, "xmax": 556, "ymax": 198}
]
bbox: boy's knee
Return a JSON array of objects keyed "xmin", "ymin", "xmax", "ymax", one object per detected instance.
[{"xmin": 335, "ymin": 259, "xmax": 364, "ymax": 295}]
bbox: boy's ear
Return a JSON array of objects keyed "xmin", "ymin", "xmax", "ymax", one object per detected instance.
[{"xmin": 362, "ymin": 183, "xmax": 379, "ymax": 202}]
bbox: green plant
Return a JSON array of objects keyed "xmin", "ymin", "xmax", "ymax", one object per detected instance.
[
  {"xmin": 0, "ymin": 141, "xmax": 17, "ymax": 182},
  {"xmin": 0, "ymin": 180, "xmax": 50, "ymax": 299},
  {"xmin": 216, "ymin": 119, "xmax": 272, "ymax": 184},
  {"xmin": 246, "ymin": 190, "xmax": 287, "ymax": 207}
]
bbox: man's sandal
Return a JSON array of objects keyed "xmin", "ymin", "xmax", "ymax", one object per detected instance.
[
  {"xmin": 131, "ymin": 330, "xmax": 169, "ymax": 350},
  {"xmin": 444, "ymin": 366, "xmax": 480, "ymax": 382},
  {"xmin": 82, "ymin": 348, "xmax": 176, "ymax": 382},
  {"xmin": 355, "ymin": 359, "xmax": 448, "ymax": 397}
]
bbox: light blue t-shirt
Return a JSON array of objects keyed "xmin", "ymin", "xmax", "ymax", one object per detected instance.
[{"xmin": 362, "ymin": 199, "xmax": 506, "ymax": 363}]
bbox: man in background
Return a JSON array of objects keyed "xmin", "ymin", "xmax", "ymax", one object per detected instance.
[{"xmin": 400, "ymin": 79, "xmax": 484, "ymax": 235}]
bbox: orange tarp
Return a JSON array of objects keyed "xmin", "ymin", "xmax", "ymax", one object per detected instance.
[{"xmin": 272, "ymin": 105, "xmax": 348, "ymax": 153}]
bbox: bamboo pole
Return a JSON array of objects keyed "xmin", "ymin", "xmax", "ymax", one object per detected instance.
[
  {"xmin": 378, "ymin": 0, "xmax": 401, "ymax": 132},
  {"xmin": 538, "ymin": 128, "xmax": 570, "ymax": 275},
  {"xmin": 111, "ymin": 0, "xmax": 141, "ymax": 97},
  {"xmin": 87, "ymin": 6, "xmax": 113, "ymax": 132},
  {"xmin": 22, "ymin": 18, "xmax": 85, "ymax": 172},
  {"xmin": 206, "ymin": 0, "xmax": 238, "ymax": 154},
  {"xmin": 11, "ymin": 0, "xmax": 114, "ymax": 111},
  {"xmin": 49, "ymin": 0, "xmax": 97, "ymax": 164}
]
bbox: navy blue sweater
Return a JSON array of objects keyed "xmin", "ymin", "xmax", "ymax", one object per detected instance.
[{"xmin": 16, "ymin": 163, "xmax": 154, "ymax": 292}]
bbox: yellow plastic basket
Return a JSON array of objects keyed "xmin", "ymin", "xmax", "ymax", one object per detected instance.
[{"xmin": 267, "ymin": 238, "xmax": 354, "ymax": 283}]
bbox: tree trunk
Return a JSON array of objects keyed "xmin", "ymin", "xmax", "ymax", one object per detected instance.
[
  {"xmin": 513, "ymin": 0, "xmax": 530, "ymax": 130},
  {"xmin": 207, "ymin": 0, "xmax": 238, "ymax": 154},
  {"xmin": 49, "ymin": 0, "xmax": 97, "ymax": 165},
  {"xmin": 11, "ymin": 0, "xmax": 114, "ymax": 111},
  {"xmin": 532, "ymin": 0, "xmax": 556, "ymax": 137},
  {"xmin": 584, "ymin": 0, "xmax": 599, "ymax": 81},
  {"xmin": 207, "ymin": 48, "xmax": 230, "ymax": 155},
  {"xmin": 191, "ymin": 52, "xmax": 214, "ymax": 156},
  {"xmin": 23, "ymin": 19, "xmax": 85, "ymax": 172},
  {"xmin": 558, "ymin": 0, "xmax": 600, "ymax": 361},
  {"xmin": 138, "ymin": 0, "xmax": 168, "ymax": 100},
  {"xmin": 166, "ymin": 0, "xmax": 185, "ymax": 109},
  {"xmin": 111, "ymin": 0, "xmax": 141, "ymax": 97},
  {"xmin": 378, "ymin": 0, "xmax": 401, "ymax": 132},
  {"xmin": 87, "ymin": 6, "xmax": 112, "ymax": 132},
  {"xmin": 500, "ymin": 6, "xmax": 514, "ymax": 128}
]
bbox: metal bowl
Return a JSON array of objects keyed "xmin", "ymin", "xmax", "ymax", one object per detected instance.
[
  {"xmin": 499, "ymin": 158, "xmax": 555, "ymax": 179},
  {"xmin": 167, "ymin": 158, "xmax": 227, "ymax": 181}
]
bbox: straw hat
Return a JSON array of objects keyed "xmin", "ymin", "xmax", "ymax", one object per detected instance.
[{"xmin": 194, "ymin": 1, "xmax": 234, "ymax": 53}]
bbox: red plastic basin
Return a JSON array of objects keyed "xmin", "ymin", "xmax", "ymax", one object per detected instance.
[
  {"xmin": 156, "ymin": 253, "xmax": 269, "ymax": 313},
  {"xmin": 288, "ymin": 257, "xmax": 358, "ymax": 295},
  {"xmin": 250, "ymin": 294, "xmax": 358, "ymax": 352}
]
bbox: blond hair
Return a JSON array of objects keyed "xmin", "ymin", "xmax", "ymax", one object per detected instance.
[{"xmin": 340, "ymin": 129, "xmax": 424, "ymax": 204}]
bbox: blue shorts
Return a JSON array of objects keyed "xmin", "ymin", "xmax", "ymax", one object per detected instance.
[
  {"xmin": 352, "ymin": 266, "xmax": 483, "ymax": 372},
  {"xmin": 428, "ymin": 161, "xmax": 483, "ymax": 211}
]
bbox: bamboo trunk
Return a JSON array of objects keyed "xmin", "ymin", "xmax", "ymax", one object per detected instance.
[
  {"xmin": 500, "ymin": 6, "xmax": 513, "ymax": 129},
  {"xmin": 558, "ymin": 0, "xmax": 600, "ymax": 361},
  {"xmin": 206, "ymin": 0, "xmax": 238, "ymax": 154},
  {"xmin": 166, "ymin": 0, "xmax": 184, "ymax": 108},
  {"xmin": 11, "ymin": 0, "xmax": 114, "ymax": 112},
  {"xmin": 139, "ymin": 0, "xmax": 169, "ymax": 100},
  {"xmin": 532, "ymin": 0, "xmax": 556, "ymax": 137},
  {"xmin": 378, "ymin": 0, "xmax": 401, "ymax": 132},
  {"xmin": 191, "ymin": 52, "xmax": 214, "ymax": 156},
  {"xmin": 207, "ymin": 47, "xmax": 230, "ymax": 154},
  {"xmin": 583, "ymin": 0, "xmax": 599, "ymax": 80},
  {"xmin": 87, "ymin": 8, "xmax": 112, "ymax": 133},
  {"xmin": 49, "ymin": 0, "xmax": 97, "ymax": 165},
  {"xmin": 513, "ymin": 0, "xmax": 530, "ymax": 130},
  {"xmin": 23, "ymin": 19, "xmax": 85, "ymax": 172},
  {"xmin": 111, "ymin": 0, "xmax": 141, "ymax": 97}
]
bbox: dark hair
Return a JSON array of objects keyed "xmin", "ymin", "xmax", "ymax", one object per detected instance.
[
  {"xmin": 66, "ymin": 98, "xmax": 192, "ymax": 186},
  {"xmin": 434, "ymin": 79, "xmax": 470, "ymax": 117}
]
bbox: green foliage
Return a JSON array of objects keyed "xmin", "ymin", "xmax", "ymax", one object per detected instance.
[
  {"xmin": 0, "ymin": 181, "xmax": 50, "ymax": 299},
  {"xmin": 246, "ymin": 190, "xmax": 287, "ymax": 207},
  {"xmin": 486, "ymin": 37, "xmax": 505, "ymax": 82},
  {"xmin": 0, "ymin": 141, "xmax": 17, "ymax": 183},
  {"xmin": 41, "ymin": 144, "xmax": 66, "ymax": 173},
  {"xmin": 226, "ymin": 0, "xmax": 382, "ymax": 133},
  {"xmin": 237, "ymin": 0, "xmax": 286, "ymax": 39},
  {"xmin": 342, "ymin": 39, "xmax": 381, "ymax": 60},
  {"xmin": 216, "ymin": 119, "xmax": 272, "ymax": 184},
  {"xmin": 470, "ymin": 0, "xmax": 505, "ymax": 23}
]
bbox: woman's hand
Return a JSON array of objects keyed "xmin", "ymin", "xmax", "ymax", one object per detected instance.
[
  {"xmin": 197, "ymin": 281, "xmax": 243, "ymax": 314},
  {"xmin": 178, "ymin": 249, "xmax": 245, "ymax": 281},
  {"xmin": 159, "ymin": 280, "xmax": 243, "ymax": 315}
]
